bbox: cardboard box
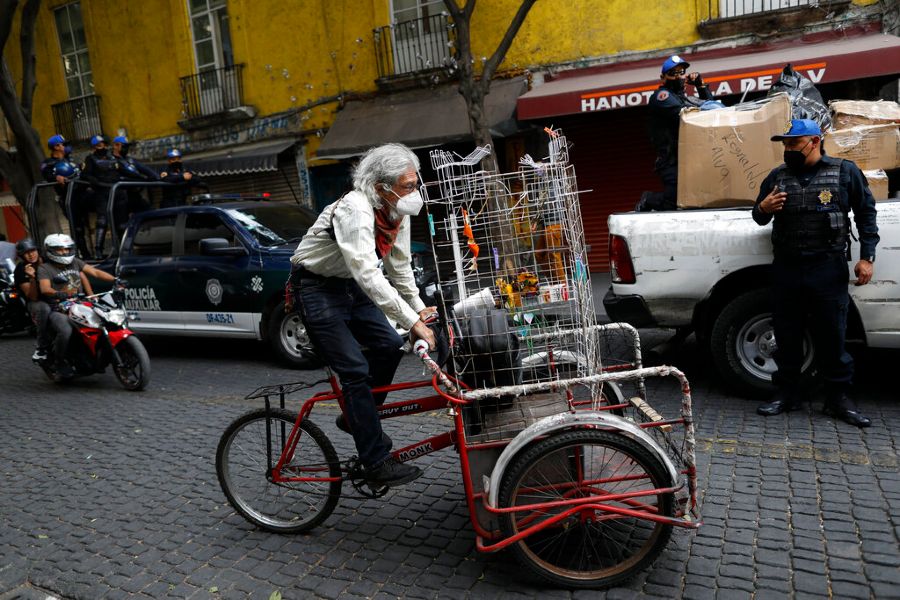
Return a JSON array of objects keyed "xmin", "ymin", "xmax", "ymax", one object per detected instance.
[
  {"xmin": 827, "ymin": 124, "xmax": 900, "ymax": 171},
  {"xmin": 863, "ymin": 169, "xmax": 889, "ymax": 202},
  {"xmin": 830, "ymin": 100, "xmax": 900, "ymax": 129},
  {"xmin": 677, "ymin": 94, "xmax": 791, "ymax": 208}
]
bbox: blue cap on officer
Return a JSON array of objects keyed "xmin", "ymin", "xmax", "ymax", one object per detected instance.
[
  {"xmin": 47, "ymin": 134, "xmax": 66, "ymax": 149},
  {"xmin": 661, "ymin": 55, "xmax": 689, "ymax": 75},
  {"xmin": 771, "ymin": 119, "xmax": 822, "ymax": 141},
  {"xmin": 113, "ymin": 135, "xmax": 128, "ymax": 145},
  {"xmin": 90, "ymin": 134, "xmax": 108, "ymax": 147},
  {"xmin": 166, "ymin": 148, "xmax": 182, "ymax": 159}
]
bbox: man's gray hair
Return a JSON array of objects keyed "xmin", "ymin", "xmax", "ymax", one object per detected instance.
[{"xmin": 352, "ymin": 143, "xmax": 420, "ymax": 208}]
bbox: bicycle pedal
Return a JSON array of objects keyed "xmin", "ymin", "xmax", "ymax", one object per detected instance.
[{"xmin": 346, "ymin": 458, "xmax": 390, "ymax": 499}]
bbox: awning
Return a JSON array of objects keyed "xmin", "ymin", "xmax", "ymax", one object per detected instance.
[
  {"xmin": 316, "ymin": 77, "xmax": 527, "ymax": 160},
  {"xmin": 518, "ymin": 32, "xmax": 900, "ymax": 119},
  {"xmin": 149, "ymin": 139, "xmax": 297, "ymax": 177}
]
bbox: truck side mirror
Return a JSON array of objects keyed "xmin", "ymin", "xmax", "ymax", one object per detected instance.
[{"xmin": 199, "ymin": 237, "xmax": 247, "ymax": 257}]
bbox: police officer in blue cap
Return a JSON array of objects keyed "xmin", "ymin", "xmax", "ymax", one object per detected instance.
[
  {"xmin": 638, "ymin": 55, "xmax": 714, "ymax": 212},
  {"xmin": 159, "ymin": 148, "xmax": 202, "ymax": 208},
  {"xmin": 753, "ymin": 119, "xmax": 878, "ymax": 427},
  {"xmin": 81, "ymin": 134, "xmax": 122, "ymax": 256},
  {"xmin": 112, "ymin": 135, "xmax": 158, "ymax": 224},
  {"xmin": 39, "ymin": 134, "xmax": 90, "ymax": 257}
]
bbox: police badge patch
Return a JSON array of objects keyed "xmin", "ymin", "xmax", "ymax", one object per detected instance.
[
  {"xmin": 818, "ymin": 189, "xmax": 833, "ymax": 205},
  {"xmin": 657, "ymin": 90, "xmax": 669, "ymax": 101},
  {"xmin": 784, "ymin": 121, "xmax": 793, "ymax": 134},
  {"xmin": 206, "ymin": 278, "xmax": 223, "ymax": 306}
]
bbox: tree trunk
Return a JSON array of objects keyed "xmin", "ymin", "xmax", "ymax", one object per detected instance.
[{"xmin": 0, "ymin": 0, "xmax": 45, "ymax": 207}]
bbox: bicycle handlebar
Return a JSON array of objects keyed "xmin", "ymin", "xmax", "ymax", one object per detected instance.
[{"xmin": 413, "ymin": 339, "xmax": 459, "ymax": 396}]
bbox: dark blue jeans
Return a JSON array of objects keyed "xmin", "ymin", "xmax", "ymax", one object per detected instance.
[
  {"xmin": 772, "ymin": 253, "xmax": 853, "ymax": 392},
  {"xmin": 295, "ymin": 276, "xmax": 404, "ymax": 468}
]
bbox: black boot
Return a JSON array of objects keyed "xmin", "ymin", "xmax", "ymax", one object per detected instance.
[
  {"xmin": 823, "ymin": 390, "xmax": 871, "ymax": 428},
  {"xmin": 757, "ymin": 388, "xmax": 804, "ymax": 416},
  {"xmin": 94, "ymin": 226, "xmax": 107, "ymax": 257}
]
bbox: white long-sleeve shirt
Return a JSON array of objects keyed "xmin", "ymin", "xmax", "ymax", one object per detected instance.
[{"xmin": 290, "ymin": 191, "xmax": 426, "ymax": 329}]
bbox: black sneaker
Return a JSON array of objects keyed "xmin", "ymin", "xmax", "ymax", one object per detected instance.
[
  {"xmin": 366, "ymin": 457, "xmax": 422, "ymax": 487},
  {"xmin": 335, "ymin": 415, "xmax": 393, "ymax": 451}
]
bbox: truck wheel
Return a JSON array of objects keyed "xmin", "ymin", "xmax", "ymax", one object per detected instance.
[
  {"xmin": 268, "ymin": 302, "xmax": 316, "ymax": 369},
  {"xmin": 709, "ymin": 288, "xmax": 814, "ymax": 398}
]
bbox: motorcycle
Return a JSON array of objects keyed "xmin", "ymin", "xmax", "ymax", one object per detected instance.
[
  {"xmin": 0, "ymin": 258, "xmax": 34, "ymax": 336},
  {"xmin": 37, "ymin": 283, "xmax": 151, "ymax": 391}
]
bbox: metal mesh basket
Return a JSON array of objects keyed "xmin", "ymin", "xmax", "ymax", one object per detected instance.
[{"xmin": 422, "ymin": 130, "xmax": 599, "ymax": 407}]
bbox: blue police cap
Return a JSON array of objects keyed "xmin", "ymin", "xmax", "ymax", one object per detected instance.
[
  {"xmin": 113, "ymin": 135, "xmax": 129, "ymax": 145},
  {"xmin": 661, "ymin": 55, "xmax": 690, "ymax": 75},
  {"xmin": 47, "ymin": 134, "xmax": 66, "ymax": 149},
  {"xmin": 90, "ymin": 134, "xmax": 108, "ymax": 147},
  {"xmin": 771, "ymin": 119, "xmax": 822, "ymax": 141},
  {"xmin": 166, "ymin": 148, "xmax": 182, "ymax": 158}
]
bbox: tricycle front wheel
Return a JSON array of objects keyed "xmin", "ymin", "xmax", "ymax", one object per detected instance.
[
  {"xmin": 216, "ymin": 408, "xmax": 341, "ymax": 533},
  {"xmin": 497, "ymin": 429, "xmax": 674, "ymax": 589}
]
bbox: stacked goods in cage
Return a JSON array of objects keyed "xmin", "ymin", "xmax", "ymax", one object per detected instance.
[{"xmin": 421, "ymin": 130, "xmax": 601, "ymax": 437}]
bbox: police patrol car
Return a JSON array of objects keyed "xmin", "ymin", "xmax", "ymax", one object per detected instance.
[{"xmin": 115, "ymin": 194, "xmax": 318, "ymax": 367}]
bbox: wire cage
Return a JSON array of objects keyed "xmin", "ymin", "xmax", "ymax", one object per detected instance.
[{"xmin": 422, "ymin": 130, "xmax": 600, "ymax": 434}]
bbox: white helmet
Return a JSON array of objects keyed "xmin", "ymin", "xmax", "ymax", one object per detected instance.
[{"xmin": 44, "ymin": 233, "xmax": 76, "ymax": 265}]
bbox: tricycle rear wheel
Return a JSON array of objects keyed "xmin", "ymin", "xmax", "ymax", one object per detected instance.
[{"xmin": 497, "ymin": 429, "xmax": 674, "ymax": 589}]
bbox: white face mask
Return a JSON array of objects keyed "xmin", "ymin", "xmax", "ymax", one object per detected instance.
[{"xmin": 384, "ymin": 185, "xmax": 424, "ymax": 216}]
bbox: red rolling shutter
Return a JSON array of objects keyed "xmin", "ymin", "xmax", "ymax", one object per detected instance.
[{"xmin": 556, "ymin": 106, "xmax": 659, "ymax": 272}]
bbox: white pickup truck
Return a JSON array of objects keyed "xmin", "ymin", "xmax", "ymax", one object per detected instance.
[{"xmin": 603, "ymin": 200, "xmax": 900, "ymax": 397}]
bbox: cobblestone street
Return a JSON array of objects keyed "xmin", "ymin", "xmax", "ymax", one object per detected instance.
[{"xmin": 0, "ymin": 330, "xmax": 897, "ymax": 599}]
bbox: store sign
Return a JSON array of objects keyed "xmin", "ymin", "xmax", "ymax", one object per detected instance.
[{"xmin": 579, "ymin": 62, "xmax": 827, "ymax": 113}]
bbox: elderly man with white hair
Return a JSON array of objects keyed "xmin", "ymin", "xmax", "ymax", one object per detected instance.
[{"xmin": 290, "ymin": 143, "xmax": 436, "ymax": 487}]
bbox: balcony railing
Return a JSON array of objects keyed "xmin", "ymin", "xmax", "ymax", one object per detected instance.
[
  {"xmin": 51, "ymin": 94, "xmax": 102, "ymax": 143},
  {"xmin": 374, "ymin": 14, "xmax": 456, "ymax": 79},
  {"xmin": 703, "ymin": 0, "xmax": 812, "ymax": 20},
  {"xmin": 179, "ymin": 63, "xmax": 245, "ymax": 120}
]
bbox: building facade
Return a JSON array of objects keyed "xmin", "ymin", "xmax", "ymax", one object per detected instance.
[{"xmin": 4, "ymin": 0, "xmax": 899, "ymax": 269}]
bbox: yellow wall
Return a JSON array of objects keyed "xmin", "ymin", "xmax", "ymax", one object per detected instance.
[
  {"xmin": 469, "ymin": 0, "xmax": 703, "ymax": 70},
  {"xmin": 5, "ymin": 0, "xmax": 883, "ymax": 159}
]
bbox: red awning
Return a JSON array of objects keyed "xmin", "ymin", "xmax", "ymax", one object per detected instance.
[{"xmin": 518, "ymin": 33, "xmax": 900, "ymax": 119}]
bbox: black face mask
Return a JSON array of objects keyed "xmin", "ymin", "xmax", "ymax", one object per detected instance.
[
  {"xmin": 119, "ymin": 146, "xmax": 129, "ymax": 158},
  {"xmin": 783, "ymin": 139, "xmax": 812, "ymax": 170},
  {"xmin": 94, "ymin": 148, "xmax": 108, "ymax": 158},
  {"xmin": 169, "ymin": 161, "xmax": 183, "ymax": 171},
  {"xmin": 664, "ymin": 78, "xmax": 685, "ymax": 94}
]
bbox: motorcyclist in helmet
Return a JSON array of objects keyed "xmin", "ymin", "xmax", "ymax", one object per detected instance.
[
  {"xmin": 12, "ymin": 238, "xmax": 52, "ymax": 361},
  {"xmin": 36, "ymin": 233, "xmax": 116, "ymax": 377}
]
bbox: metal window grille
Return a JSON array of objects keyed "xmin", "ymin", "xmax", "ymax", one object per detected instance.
[
  {"xmin": 707, "ymin": 0, "xmax": 812, "ymax": 19},
  {"xmin": 179, "ymin": 63, "xmax": 245, "ymax": 119},
  {"xmin": 373, "ymin": 13, "xmax": 456, "ymax": 78},
  {"xmin": 51, "ymin": 94, "xmax": 102, "ymax": 143}
]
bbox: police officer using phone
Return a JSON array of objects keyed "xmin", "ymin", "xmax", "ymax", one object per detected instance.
[
  {"xmin": 752, "ymin": 119, "xmax": 878, "ymax": 427},
  {"xmin": 637, "ymin": 54, "xmax": 714, "ymax": 212}
]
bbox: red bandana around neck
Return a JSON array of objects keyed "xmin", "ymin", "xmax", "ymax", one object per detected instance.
[{"xmin": 373, "ymin": 204, "xmax": 401, "ymax": 258}]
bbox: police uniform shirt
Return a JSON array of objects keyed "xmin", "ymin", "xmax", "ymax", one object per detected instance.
[
  {"xmin": 752, "ymin": 155, "xmax": 880, "ymax": 261},
  {"xmin": 648, "ymin": 85, "xmax": 713, "ymax": 164}
]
